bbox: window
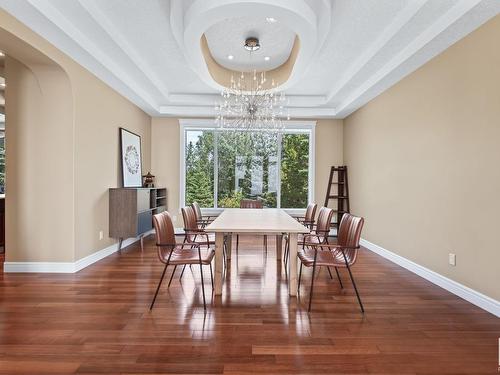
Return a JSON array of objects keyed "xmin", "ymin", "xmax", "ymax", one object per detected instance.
[{"xmin": 181, "ymin": 120, "xmax": 314, "ymax": 210}]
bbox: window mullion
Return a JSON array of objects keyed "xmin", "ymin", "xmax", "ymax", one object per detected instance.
[
  {"xmin": 213, "ymin": 130, "xmax": 218, "ymax": 209},
  {"xmin": 277, "ymin": 132, "xmax": 282, "ymax": 209}
]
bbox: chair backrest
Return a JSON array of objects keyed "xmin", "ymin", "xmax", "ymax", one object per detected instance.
[
  {"xmin": 305, "ymin": 202, "xmax": 318, "ymax": 222},
  {"xmin": 191, "ymin": 202, "xmax": 202, "ymax": 221},
  {"xmin": 181, "ymin": 205, "xmax": 199, "ymax": 242},
  {"xmin": 153, "ymin": 211, "xmax": 176, "ymax": 247},
  {"xmin": 337, "ymin": 213, "xmax": 364, "ymax": 265},
  {"xmin": 240, "ymin": 199, "xmax": 263, "ymax": 208},
  {"xmin": 315, "ymin": 207, "xmax": 334, "ymax": 242}
]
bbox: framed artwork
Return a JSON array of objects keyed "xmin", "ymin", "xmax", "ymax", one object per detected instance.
[{"xmin": 119, "ymin": 128, "xmax": 143, "ymax": 187}]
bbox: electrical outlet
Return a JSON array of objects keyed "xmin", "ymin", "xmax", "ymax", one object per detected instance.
[
  {"xmin": 99, "ymin": 230, "xmax": 104, "ymax": 240},
  {"xmin": 448, "ymin": 253, "xmax": 456, "ymax": 266}
]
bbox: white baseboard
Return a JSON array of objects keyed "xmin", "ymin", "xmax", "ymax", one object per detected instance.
[
  {"xmin": 360, "ymin": 238, "xmax": 500, "ymax": 318},
  {"xmin": 3, "ymin": 231, "xmax": 154, "ymax": 274}
]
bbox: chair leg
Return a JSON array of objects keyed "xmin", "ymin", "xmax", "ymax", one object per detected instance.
[
  {"xmin": 198, "ymin": 252, "xmax": 207, "ymax": 311},
  {"xmin": 342, "ymin": 251, "xmax": 364, "ymax": 313},
  {"xmin": 168, "ymin": 265, "xmax": 177, "ymax": 287},
  {"xmin": 209, "ymin": 262, "xmax": 214, "ymax": 290},
  {"xmin": 284, "ymin": 237, "xmax": 289, "ymax": 268},
  {"xmin": 236, "ymin": 235, "xmax": 239, "ymax": 255},
  {"xmin": 150, "ymin": 263, "xmax": 168, "ymax": 310},
  {"xmin": 308, "ymin": 250, "xmax": 318, "ymax": 312},
  {"xmin": 327, "ymin": 266, "xmax": 333, "ymax": 280},
  {"xmin": 179, "ymin": 264, "xmax": 186, "ymax": 280},
  {"xmin": 334, "ymin": 267, "xmax": 344, "ymax": 289},
  {"xmin": 264, "ymin": 235, "xmax": 267, "ymax": 254},
  {"xmin": 298, "ymin": 263, "xmax": 303, "ymax": 291}
]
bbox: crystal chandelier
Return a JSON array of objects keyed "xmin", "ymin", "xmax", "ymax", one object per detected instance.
[{"xmin": 215, "ymin": 37, "xmax": 290, "ymax": 132}]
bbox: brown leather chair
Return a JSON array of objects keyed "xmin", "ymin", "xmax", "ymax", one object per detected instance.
[
  {"xmin": 295, "ymin": 203, "xmax": 318, "ymax": 229},
  {"xmin": 236, "ymin": 199, "xmax": 267, "ymax": 253},
  {"xmin": 298, "ymin": 213, "xmax": 365, "ymax": 312},
  {"xmin": 191, "ymin": 201, "xmax": 217, "ymax": 228},
  {"xmin": 150, "ymin": 211, "xmax": 214, "ymax": 310},
  {"xmin": 284, "ymin": 203, "xmax": 318, "ymax": 267},
  {"xmin": 182, "ymin": 206, "xmax": 216, "ymax": 245}
]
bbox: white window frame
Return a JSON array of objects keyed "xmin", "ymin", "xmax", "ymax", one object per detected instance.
[{"xmin": 179, "ymin": 119, "xmax": 316, "ymax": 216}]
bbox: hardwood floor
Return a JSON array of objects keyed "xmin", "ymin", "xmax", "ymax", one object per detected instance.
[{"xmin": 0, "ymin": 235, "xmax": 499, "ymax": 374}]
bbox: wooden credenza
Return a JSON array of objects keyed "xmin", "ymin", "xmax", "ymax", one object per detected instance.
[{"xmin": 109, "ymin": 187, "xmax": 166, "ymax": 251}]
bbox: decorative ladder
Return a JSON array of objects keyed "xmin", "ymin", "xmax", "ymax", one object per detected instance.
[{"xmin": 324, "ymin": 166, "xmax": 350, "ymax": 236}]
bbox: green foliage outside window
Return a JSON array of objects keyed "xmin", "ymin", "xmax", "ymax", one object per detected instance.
[
  {"xmin": 185, "ymin": 129, "xmax": 310, "ymax": 209},
  {"xmin": 280, "ymin": 134, "xmax": 309, "ymax": 208}
]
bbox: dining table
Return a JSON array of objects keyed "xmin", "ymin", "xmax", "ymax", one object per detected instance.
[{"xmin": 205, "ymin": 208, "xmax": 310, "ymax": 296}]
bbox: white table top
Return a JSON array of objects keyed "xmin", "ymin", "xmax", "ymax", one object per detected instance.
[{"xmin": 205, "ymin": 208, "xmax": 310, "ymax": 234}]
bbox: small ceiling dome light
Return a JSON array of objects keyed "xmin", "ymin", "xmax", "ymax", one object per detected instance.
[
  {"xmin": 244, "ymin": 37, "xmax": 260, "ymax": 51},
  {"xmin": 0, "ymin": 51, "xmax": 5, "ymax": 57},
  {"xmin": 266, "ymin": 17, "xmax": 277, "ymax": 23},
  {"xmin": 227, "ymin": 55, "xmax": 234, "ymax": 60},
  {"xmin": 264, "ymin": 56, "xmax": 270, "ymax": 61}
]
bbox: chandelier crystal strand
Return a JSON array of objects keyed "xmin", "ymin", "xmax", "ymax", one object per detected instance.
[
  {"xmin": 215, "ymin": 71, "xmax": 289, "ymax": 132},
  {"xmin": 215, "ymin": 37, "xmax": 289, "ymax": 132}
]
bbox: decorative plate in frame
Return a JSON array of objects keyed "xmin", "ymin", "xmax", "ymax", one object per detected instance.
[{"xmin": 119, "ymin": 128, "xmax": 143, "ymax": 187}]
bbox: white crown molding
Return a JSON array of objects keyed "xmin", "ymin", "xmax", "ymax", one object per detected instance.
[
  {"xmin": 77, "ymin": 0, "xmax": 171, "ymax": 101},
  {"xmin": 360, "ymin": 238, "xmax": 500, "ymax": 318},
  {"xmin": 178, "ymin": 118, "xmax": 316, "ymax": 128},
  {"xmin": 325, "ymin": 0, "xmax": 429, "ymax": 103},
  {"xmin": 168, "ymin": 93, "xmax": 328, "ymax": 107},
  {"xmin": 159, "ymin": 105, "xmax": 337, "ymax": 118},
  {"xmin": 335, "ymin": 0, "xmax": 485, "ymax": 117},
  {"xmin": 4, "ymin": 232, "xmax": 152, "ymax": 273}
]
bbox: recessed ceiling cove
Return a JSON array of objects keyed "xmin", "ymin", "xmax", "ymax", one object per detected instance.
[
  {"xmin": 171, "ymin": 0, "xmax": 332, "ymax": 91},
  {"xmin": 204, "ymin": 16, "xmax": 296, "ymax": 72}
]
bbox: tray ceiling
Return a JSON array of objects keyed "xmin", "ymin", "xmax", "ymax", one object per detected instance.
[{"xmin": 0, "ymin": 0, "xmax": 499, "ymax": 118}]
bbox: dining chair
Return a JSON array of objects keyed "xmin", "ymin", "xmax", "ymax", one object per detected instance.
[
  {"xmin": 236, "ymin": 199, "xmax": 267, "ymax": 253},
  {"xmin": 182, "ymin": 205, "xmax": 228, "ymax": 276},
  {"xmin": 284, "ymin": 203, "xmax": 318, "ymax": 267},
  {"xmin": 150, "ymin": 211, "xmax": 214, "ymax": 311},
  {"xmin": 298, "ymin": 213, "xmax": 365, "ymax": 312},
  {"xmin": 191, "ymin": 201, "xmax": 217, "ymax": 228},
  {"xmin": 295, "ymin": 203, "xmax": 318, "ymax": 229}
]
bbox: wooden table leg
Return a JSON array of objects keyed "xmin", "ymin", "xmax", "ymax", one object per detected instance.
[
  {"xmin": 226, "ymin": 233, "xmax": 232, "ymax": 260},
  {"xmin": 288, "ymin": 233, "xmax": 298, "ymax": 296},
  {"xmin": 215, "ymin": 232, "xmax": 224, "ymax": 295},
  {"xmin": 275, "ymin": 234, "xmax": 282, "ymax": 261}
]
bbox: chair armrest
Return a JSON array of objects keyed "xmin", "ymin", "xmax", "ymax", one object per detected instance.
[
  {"xmin": 184, "ymin": 230, "xmax": 211, "ymax": 248},
  {"xmin": 183, "ymin": 228, "xmax": 205, "ymax": 233},
  {"xmin": 156, "ymin": 242, "xmax": 200, "ymax": 249},
  {"xmin": 302, "ymin": 242, "xmax": 360, "ymax": 250}
]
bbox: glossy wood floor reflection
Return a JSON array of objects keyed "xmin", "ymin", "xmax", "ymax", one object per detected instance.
[{"xmin": 1, "ymin": 235, "xmax": 499, "ymax": 374}]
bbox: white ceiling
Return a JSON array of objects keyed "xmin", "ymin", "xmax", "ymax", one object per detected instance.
[{"xmin": 0, "ymin": 0, "xmax": 499, "ymax": 119}]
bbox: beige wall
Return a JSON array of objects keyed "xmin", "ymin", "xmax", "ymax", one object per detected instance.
[
  {"xmin": 151, "ymin": 118, "xmax": 181, "ymax": 226},
  {"xmin": 151, "ymin": 118, "xmax": 343, "ymax": 227},
  {"xmin": 71, "ymin": 66, "xmax": 150, "ymax": 260},
  {"xmin": 315, "ymin": 119, "xmax": 343, "ymax": 206},
  {"xmin": 5, "ymin": 56, "xmax": 75, "ymax": 262},
  {"xmin": 1, "ymin": 10, "xmax": 151, "ymax": 262},
  {"xmin": 344, "ymin": 16, "xmax": 500, "ymax": 300}
]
